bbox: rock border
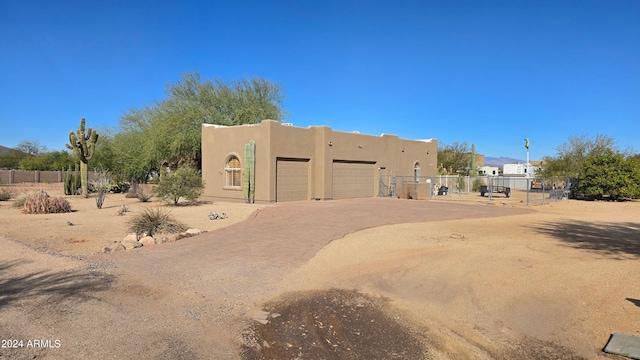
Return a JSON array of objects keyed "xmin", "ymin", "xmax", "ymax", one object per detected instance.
[{"xmin": 101, "ymin": 228, "xmax": 207, "ymax": 254}]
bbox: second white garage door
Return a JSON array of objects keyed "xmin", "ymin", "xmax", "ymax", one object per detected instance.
[{"xmin": 332, "ymin": 161, "xmax": 375, "ymax": 199}]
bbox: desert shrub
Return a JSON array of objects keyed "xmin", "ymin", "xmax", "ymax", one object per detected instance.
[
  {"xmin": 127, "ymin": 207, "xmax": 187, "ymax": 236},
  {"xmin": 0, "ymin": 188, "xmax": 13, "ymax": 201},
  {"xmin": 125, "ymin": 182, "xmax": 154, "ymax": 202},
  {"xmin": 125, "ymin": 182, "xmax": 139, "ymax": 198},
  {"xmin": 472, "ymin": 178, "xmax": 485, "ymax": 192},
  {"xmin": 22, "ymin": 191, "xmax": 71, "ymax": 214},
  {"xmin": 91, "ymin": 171, "xmax": 111, "ymax": 209},
  {"xmin": 137, "ymin": 185, "xmax": 155, "ymax": 202},
  {"xmin": 13, "ymin": 194, "xmax": 27, "ymax": 208},
  {"xmin": 156, "ymin": 168, "xmax": 204, "ymax": 205},
  {"xmin": 117, "ymin": 204, "xmax": 128, "ymax": 216}
]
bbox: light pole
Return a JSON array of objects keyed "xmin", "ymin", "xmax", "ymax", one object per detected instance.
[
  {"xmin": 525, "ymin": 138, "xmax": 530, "ymax": 205},
  {"xmin": 524, "ymin": 138, "xmax": 530, "ymax": 177}
]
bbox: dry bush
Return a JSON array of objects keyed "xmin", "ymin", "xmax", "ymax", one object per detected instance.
[
  {"xmin": 0, "ymin": 188, "xmax": 13, "ymax": 201},
  {"xmin": 12, "ymin": 195, "xmax": 27, "ymax": 208},
  {"xmin": 125, "ymin": 183, "xmax": 154, "ymax": 202},
  {"xmin": 22, "ymin": 191, "xmax": 72, "ymax": 214},
  {"xmin": 126, "ymin": 182, "xmax": 139, "ymax": 198},
  {"xmin": 91, "ymin": 171, "xmax": 111, "ymax": 209},
  {"xmin": 137, "ymin": 185, "xmax": 155, "ymax": 202},
  {"xmin": 127, "ymin": 207, "xmax": 187, "ymax": 236}
]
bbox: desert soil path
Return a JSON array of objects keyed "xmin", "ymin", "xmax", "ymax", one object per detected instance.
[{"xmin": 2, "ymin": 196, "xmax": 639, "ymax": 359}]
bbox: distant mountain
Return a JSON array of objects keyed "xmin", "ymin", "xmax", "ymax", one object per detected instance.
[
  {"xmin": 0, "ymin": 145, "xmax": 16, "ymax": 156},
  {"xmin": 484, "ymin": 157, "xmax": 525, "ymax": 167}
]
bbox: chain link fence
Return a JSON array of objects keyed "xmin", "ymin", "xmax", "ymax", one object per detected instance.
[{"xmin": 379, "ymin": 175, "xmax": 571, "ymax": 206}]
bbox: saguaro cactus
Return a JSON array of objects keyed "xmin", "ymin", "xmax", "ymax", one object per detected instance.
[
  {"xmin": 65, "ymin": 118, "xmax": 99, "ymax": 197},
  {"xmin": 244, "ymin": 140, "xmax": 256, "ymax": 203}
]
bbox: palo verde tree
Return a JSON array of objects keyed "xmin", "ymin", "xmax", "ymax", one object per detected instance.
[
  {"xmin": 15, "ymin": 140, "xmax": 46, "ymax": 156},
  {"xmin": 66, "ymin": 118, "xmax": 99, "ymax": 197},
  {"xmin": 111, "ymin": 71, "xmax": 287, "ymax": 181},
  {"xmin": 437, "ymin": 141, "xmax": 471, "ymax": 175},
  {"xmin": 540, "ymin": 134, "xmax": 617, "ymax": 178}
]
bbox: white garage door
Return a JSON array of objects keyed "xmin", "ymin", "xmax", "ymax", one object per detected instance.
[
  {"xmin": 276, "ymin": 159, "xmax": 309, "ymax": 202},
  {"xmin": 332, "ymin": 161, "xmax": 375, "ymax": 199}
]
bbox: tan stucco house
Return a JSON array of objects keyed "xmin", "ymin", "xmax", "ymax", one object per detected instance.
[{"xmin": 201, "ymin": 120, "xmax": 437, "ymax": 203}]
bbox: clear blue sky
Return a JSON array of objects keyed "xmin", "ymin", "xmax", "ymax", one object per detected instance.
[{"xmin": 1, "ymin": 0, "xmax": 638, "ymax": 161}]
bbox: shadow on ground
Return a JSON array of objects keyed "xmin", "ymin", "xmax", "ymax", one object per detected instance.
[
  {"xmin": 532, "ymin": 221, "xmax": 640, "ymax": 259},
  {"xmin": 0, "ymin": 260, "xmax": 115, "ymax": 309}
]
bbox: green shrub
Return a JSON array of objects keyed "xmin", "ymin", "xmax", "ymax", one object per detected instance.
[
  {"xmin": 156, "ymin": 168, "xmax": 204, "ymax": 205},
  {"xmin": 127, "ymin": 207, "xmax": 187, "ymax": 236},
  {"xmin": 22, "ymin": 191, "xmax": 71, "ymax": 214}
]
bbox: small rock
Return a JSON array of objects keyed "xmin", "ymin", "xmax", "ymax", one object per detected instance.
[
  {"xmin": 157, "ymin": 237, "xmax": 169, "ymax": 244},
  {"xmin": 186, "ymin": 228, "xmax": 203, "ymax": 236},
  {"xmin": 122, "ymin": 239, "xmax": 142, "ymax": 250},
  {"xmin": 168, "ymin": 234, "xmax": 180, "ymax": 242},
  {"xmin": 139, "ymin": 236, "xmax": 156, "ymax": 246},
  {"xmin": 209, "ymin": 212, "xmax": 227, "ymax": 220},
  {"xmin": 180, "ymin": 231, "xmax": 191, "ymax": 238},
  {"xmin": 123, "ymin": 233, "xmax": 138, "ymax": 242},
  {"xmin": 101, "ymin": 243, "xmax": 125, "ymax": 253}
]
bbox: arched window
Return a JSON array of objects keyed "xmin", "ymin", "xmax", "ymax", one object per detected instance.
[
  {"xmin": 414, "ymin": 162, "xmax": 421, "ymax": 183},
  {"xmin": 225, "ymin": 156, "xmax": 241, "ymax": 187}
]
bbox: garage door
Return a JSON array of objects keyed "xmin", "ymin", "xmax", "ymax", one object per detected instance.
[
  {"xmin": 276, "ymin": 159, "xmax": 309, "ymax": 202},
  {"xmin": 332, "ymin": 161, "xmax": 375, "ymax": 199}
]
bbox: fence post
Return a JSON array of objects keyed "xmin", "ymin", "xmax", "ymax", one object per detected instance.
[
  {"xmin": 429, "ymin": 176, "xmax": 435, "ymax": 200},
  {"xmin": 392, "ymin": 175, "xmax": 396, "ymax": 198}
]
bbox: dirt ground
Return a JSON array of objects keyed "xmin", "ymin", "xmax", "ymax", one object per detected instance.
[{"xmin": 1, "ymin": 183, "xmax": 639, "ymax": 359}]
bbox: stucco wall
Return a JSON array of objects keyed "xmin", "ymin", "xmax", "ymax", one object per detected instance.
[{"xmin": 202, "ymin": 120, "xmax": 437, "ymax": 203}]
